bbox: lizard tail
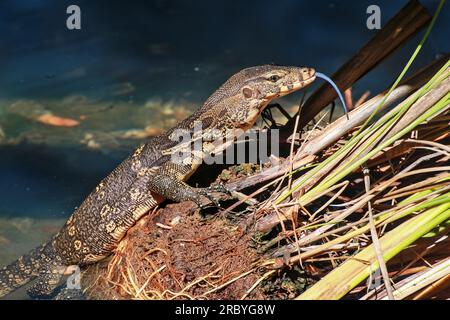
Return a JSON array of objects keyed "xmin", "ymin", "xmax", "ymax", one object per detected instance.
[{"xmin": 0, "ymin": 242, "xmax": 58, "ymax": 298}]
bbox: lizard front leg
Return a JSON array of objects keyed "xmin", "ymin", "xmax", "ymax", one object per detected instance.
[{"xmin": 147, "ymin": 162, "xmax": 226, "ymax": 209}]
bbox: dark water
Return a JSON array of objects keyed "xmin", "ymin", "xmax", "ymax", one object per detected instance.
[
  {"xmin": 0, "ymin": 0, "xmax": 448, "ymax": 269},
  {"xmin": 1, "ymin": 0, "xmax": 448, "ymax": 102}
]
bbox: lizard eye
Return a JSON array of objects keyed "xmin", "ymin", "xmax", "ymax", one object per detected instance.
[{"xmin": 268, "ymin": 75, "xmax": 281, "ymax": 82}]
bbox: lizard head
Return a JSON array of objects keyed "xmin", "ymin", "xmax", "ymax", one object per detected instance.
[
  {"xmin": 209, "ymin": 65, "xmax": 316, "ymax": 130},
  {"xmin": 239, "ymin": 65, "xmax": 316, "ymax": 101}
]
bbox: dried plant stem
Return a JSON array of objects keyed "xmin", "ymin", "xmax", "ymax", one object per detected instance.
[{"xmin": 363, "ymin": 167, "xmax": 395, "ymax": 300}]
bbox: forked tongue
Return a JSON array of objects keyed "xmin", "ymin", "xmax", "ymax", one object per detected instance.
[{"xmin": 315, "ymin": 72, "xmax": 349, "ymax": 120}]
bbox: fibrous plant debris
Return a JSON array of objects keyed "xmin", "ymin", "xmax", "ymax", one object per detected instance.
[{"xmin": 82, "ymin": 201, "xmax": 268, "ymax": 300}]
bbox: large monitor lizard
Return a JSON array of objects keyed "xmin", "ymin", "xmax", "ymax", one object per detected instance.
[{"xmin": 0, "ymin": 65, "xmax": 316, "ymax": 298}]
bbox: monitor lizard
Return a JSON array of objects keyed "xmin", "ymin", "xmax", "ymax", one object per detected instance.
[{"xmin": 0, "ymin": 65, "xmax": 316, "ymax": 298}]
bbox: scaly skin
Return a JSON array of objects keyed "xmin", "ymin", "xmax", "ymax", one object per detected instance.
[{"xmin": 0, "ymin": 65, "xmax": 315, "ymax": 298}]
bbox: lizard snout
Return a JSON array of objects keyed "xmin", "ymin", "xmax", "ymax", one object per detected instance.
[
  {"xmin": 299, "ymin": 67, "xmax": 316, "ymax": 82},
  {"xmin": 277, "ymin": 67, "xmax": 316, "ymax": 95}
]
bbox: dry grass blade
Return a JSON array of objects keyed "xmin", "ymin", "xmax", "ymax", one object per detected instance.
[{"xmin": 296, "ymin": 205, "xmax": 450, "ymax": 299}]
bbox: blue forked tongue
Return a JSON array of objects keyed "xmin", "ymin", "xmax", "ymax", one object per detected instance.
[{"xmin": 315, "ymin": 72, "xmax": 349, "ymax": 120}]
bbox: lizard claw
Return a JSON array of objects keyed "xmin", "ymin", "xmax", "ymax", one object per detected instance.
[
  {"xmin": 200, "ymin": 191, "xmax": 221, "ymax": 208},
  {"xmin": 186, "ymin": 187, "xmax": 223, "ymax": 215},
  {"xmin": 208, "ymin": 183, "xmax": 232, "ymax": 196},
  {"xmin": 189, "ymin": 188, "xmax": 222, "ymax": 216}
]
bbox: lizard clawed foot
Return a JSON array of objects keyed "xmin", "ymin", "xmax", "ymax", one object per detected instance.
[
  {"xmin": 197, "ymin": 189, "xmax": 222, "ymax": 209},
  {"xmin": 193, "ymin": 183, "xmax": 239, "ymax": 216},
  {"xmin": 207, "ymin": 182, "xmax": 232, "ymax": 196},
  {"xmin": 188, "ymin": 186, "xmax": 226, "ymax": 216},
  {"xmin": 200, "ymin": 182, "xmax": 235, "ymax": 207}
]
